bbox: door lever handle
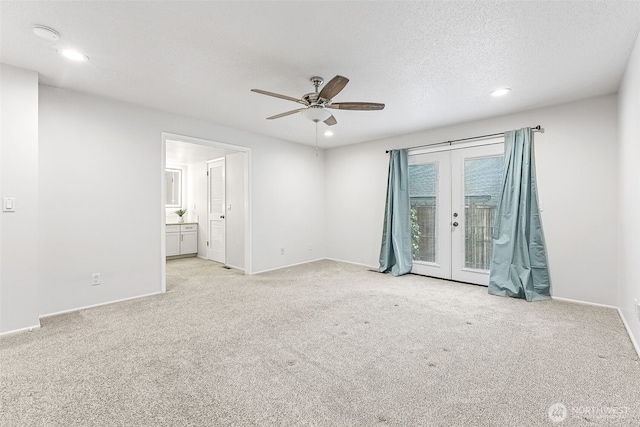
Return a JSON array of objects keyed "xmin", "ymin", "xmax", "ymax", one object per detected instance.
[
  {"xmin": 452, "ymin": 222, "xmax": 459, "ymax": 227},
  {"xmin": 220, "ymin": 215, "xmax": 225, "ymax": 219}
]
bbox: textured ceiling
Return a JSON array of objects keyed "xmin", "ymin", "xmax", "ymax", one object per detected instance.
[{"xmin": 2, "ymin": 1, "xmax": 640, "ymax": 148}]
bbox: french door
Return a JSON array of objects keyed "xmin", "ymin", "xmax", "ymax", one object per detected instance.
[{"xmin": 409, "ymin": 142, "xmax": 504, "ymax": 286}]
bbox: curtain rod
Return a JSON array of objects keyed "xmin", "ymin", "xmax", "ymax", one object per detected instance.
[{"xmin": 385, "ymin": 125, "xmax": 543, "ymax": 153}]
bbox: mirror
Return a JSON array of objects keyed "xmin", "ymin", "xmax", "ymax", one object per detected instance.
[{"xmin": 165, "ymin": 169, "xmax": 182, "ymax": 207}]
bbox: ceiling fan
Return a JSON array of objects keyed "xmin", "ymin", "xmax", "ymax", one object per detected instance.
[{"xmin": 251, "ymin": 75, "xmax": 385, "ymax": 126}]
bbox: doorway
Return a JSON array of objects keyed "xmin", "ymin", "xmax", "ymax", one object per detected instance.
[
  {"xmin": 161, "ymin": 133, "xmax": 251, "ymax": 292},
  {"xmin": 409, "ymin": 139, "xmax": 504, "ymax": 286}
]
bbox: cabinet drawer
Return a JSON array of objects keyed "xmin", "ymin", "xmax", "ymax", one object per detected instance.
[
  {"xmin": 166, "ymin": 225, "xmax": 180, "ymax": 233},
  {"xmin": 181, "ymin": 224, "xmax": 198, "ymax": 232}
]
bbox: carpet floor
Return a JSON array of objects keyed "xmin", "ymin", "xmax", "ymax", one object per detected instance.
[{"xmin": 1, "ymin": 258, "xmax": 639, "ymax": 426}]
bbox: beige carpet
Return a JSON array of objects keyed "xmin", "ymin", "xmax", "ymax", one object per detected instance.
[{"xmin": 1, "ymin": 258, "xmax": 639, "ymax": 426}]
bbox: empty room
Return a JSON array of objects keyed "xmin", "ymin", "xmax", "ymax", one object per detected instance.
[{"xmin": 1, "ymin": 1, "xmax": 640, "ymax": 426}]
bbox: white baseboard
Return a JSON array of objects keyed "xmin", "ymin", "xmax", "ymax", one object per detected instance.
[
  {"xmin": 40, "ymin": 291, "xmax": 163, "ymax": 319},
  {"xmin": 550, "ymin": 296, "xmax": 618, "ymax": 310},
  {"xmin": 252, "ymin": 257, "xmax": 326, "ymax": 275},
  {"xmin": 617, "ymin": 308, "xmax": 640, "ymax": 360},
  {"xmin": 0, "ymin": 323, "xmax": 41, "ymax": 337},
  {"xmin": 551, "ymin": 296, "xmax": 639, "ymax": 359},
  {"xmin": 224, "ymin": 264, "xmax": 245, "ymax": 273},
  {"xmin": 324, "ymin": 257, "xmax": 379, "ymax": 270}
]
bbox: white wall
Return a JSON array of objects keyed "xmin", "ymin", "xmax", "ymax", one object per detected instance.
[
  {"xmin": 226, "ymin": 151, "xmax": 246, "ymax": 270},
  {"xmin": 618, "ymin": 31, "xmax": 640, "ymax": 349},
  {"xmin": 326, "ymin": 95, "xmax": 619, "ymax": 306},
  {"xmin": 0, "ymin": 64, "xmax": 40, "ymax": 333},
  {"xmin": 38, "ymin": 85, "xmax": 325, "ymax": 317},
  {"xmin": 251, "ymin": 141, "xmax": 326, "ymax": 271}
]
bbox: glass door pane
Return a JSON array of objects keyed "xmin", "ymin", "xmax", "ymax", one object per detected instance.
[
  {"xmin": 451, "ymin": 143, "xmax": 504, "ymax": 285},
  {"xmin": 463, "ymin": 156, "xmax": 504, "ymax": 271},
  {"xmin": 408, "ymin": 151, "xmax": 451, "ymax": 280},
  {"xmin": 409, "ymin": 163, "xmax": 437, "ymax": 263}
]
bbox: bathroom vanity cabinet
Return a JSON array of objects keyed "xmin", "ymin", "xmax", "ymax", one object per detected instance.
[{"xmin": 166, "ymin": 223, "xmax": 198, "ymax": 258}]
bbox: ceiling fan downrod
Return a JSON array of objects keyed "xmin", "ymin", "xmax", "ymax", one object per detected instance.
[{"xmin": 310, "ymin": 76, "xmax": 324, "ymax": 92}]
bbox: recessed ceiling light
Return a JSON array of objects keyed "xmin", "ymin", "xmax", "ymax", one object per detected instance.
[
  {"xmin": 490, "ymin": 88, "xmax": 511, "ymax": 97},
  {"xmin": 58, "ymin": 48, "xmax": 89, "ymax": 62},
  {"xmin": 32, "ymin": 25, "xmax": 60, "ymax": 41},
  {"xmin": 324, "ymin": 130, "xmax": 334, "ymax": 137}
]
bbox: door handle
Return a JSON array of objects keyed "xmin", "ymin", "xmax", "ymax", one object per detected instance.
[
  {"xmin": 220, "ymin": 215, "xmax": 225, "ymax": 219},
  {"xmin": 452, "ymin": 222, "xmax": 459, "ymax": 227}
]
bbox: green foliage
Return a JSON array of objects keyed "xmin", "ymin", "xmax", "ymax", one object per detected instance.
[
  {"xmin": 410, "ymin": 207, "xmax": 421, "ymax": 260},
  {"xmin": 175, "ymin": 209, "xmax": 187, "ymax": 217}
]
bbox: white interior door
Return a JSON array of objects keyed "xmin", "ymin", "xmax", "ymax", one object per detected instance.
[
  {"xmin": 208, "ymin": 158, "xmax": 225, "ymax": 263},
  {"xmin": 410, "ymin": 142, "xmax": 504, "ymax": 286}
]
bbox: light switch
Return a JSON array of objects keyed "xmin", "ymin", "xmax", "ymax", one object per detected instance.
[{"xmin": 3, "ymin": 198, "xmax": 16, "ymax": 212}]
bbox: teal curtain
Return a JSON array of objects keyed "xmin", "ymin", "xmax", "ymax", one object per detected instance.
[
  {"xmin": 379, "ymin": 149, "xmax": 412, "ymax": 276},
  {"xmin": 489, "ymin": 128, "xmax": 551, "ymax": 301}
]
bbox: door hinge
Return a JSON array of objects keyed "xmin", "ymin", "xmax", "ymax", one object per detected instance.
[
  {"xmin": 206, "ymin": 241, "xmax": 209, "ymax": 246},
  {"xmin": 207, "ymin": 171, "xmax": 209, "ymax": 176}
]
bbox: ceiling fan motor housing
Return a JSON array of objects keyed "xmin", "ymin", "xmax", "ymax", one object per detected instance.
[{"xmin": 303, "ymin": 92, "xmax": 321, "ymax": 105}]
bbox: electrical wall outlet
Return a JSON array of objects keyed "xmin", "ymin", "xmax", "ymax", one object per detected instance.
[
  {"xmin": 92, "ymin": 273, "xmax": 100, "ymax": 286},
  {"xmin": 309, "ymin": 243, "xmax": 313, "ymax": 251},
  {"xmin": 635, "ymin": 298, "xmax": 640, "ymax": 321},
  {"xmin": 280, "ymin": 248, "xmax": 285, "ymax": 255}
]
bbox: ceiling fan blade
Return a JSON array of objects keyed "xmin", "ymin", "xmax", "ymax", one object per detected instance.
[
  {"xmin": 328, "ymin": 102, "xmax": 385, "ymax": 111},
  {"xmin": 266, "ymin": 108, "xmax": 306, "ymax": 120},
  {"xmin": 251, "ymin": 89, "xmax": 306, "ymax": 105},
  {"xmin": 324, "ymin": 114, "xmax": 337, "ymax": 126},
  {"xmin": 318, "ymin": 75, "xmax": 349, "ymax": 101}
]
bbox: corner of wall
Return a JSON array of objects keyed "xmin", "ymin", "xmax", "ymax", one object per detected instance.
[{"xmin": 617, "ymin": 29, "xmax": 640, "ymax": 356}]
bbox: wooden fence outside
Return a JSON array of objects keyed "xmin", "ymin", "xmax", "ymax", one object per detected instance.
[
  {"xmin": 414, "ymin": 206, "xmax": 436, "ymax": 262},
  {"xmin": 464, "ymin": 204, "xmax": 496, "ymax": 271},
  {"xmin": 413, "ymin": 204, "xmax": 496, "ymax": 271}
]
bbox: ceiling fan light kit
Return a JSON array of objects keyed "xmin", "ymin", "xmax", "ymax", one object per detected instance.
[
  {"xmin": 252, "ymin": 75, "xmax": 385, "ymax": 126},
  {"xmin": 302, "ymin": 106, "xmax": 332, "ymax": 123}
]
